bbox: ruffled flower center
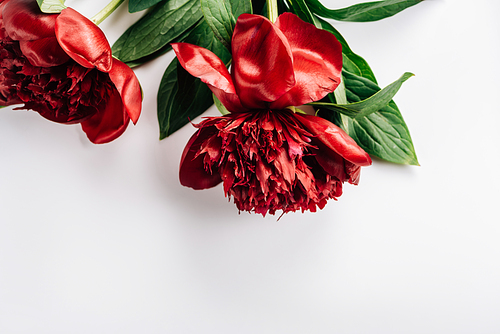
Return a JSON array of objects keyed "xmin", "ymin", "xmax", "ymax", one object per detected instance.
[
  {"xmin": 195, "ymin": 109, "xmax": 348, "ymax": 216},
  {"xmin": 1, "ymin": 32, "xmax": 114, "ymax": 124}
]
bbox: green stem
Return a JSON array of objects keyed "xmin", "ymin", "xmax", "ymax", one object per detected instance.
[
  {"xmin": 267, "ymin": 0, "xmax": 278, "ymax": 22},
  {"xmin": 333, "ymin": 74, "xmax": 351, "ymax": 132},
  {"xmin": 91, "ymin": 0, "xmax": 125, "ymax": 25}
]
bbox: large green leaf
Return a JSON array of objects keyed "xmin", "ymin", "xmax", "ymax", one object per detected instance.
[
  {"xmin": 315, "ymin": 16, "xmax": 377, "ymax": 83},
  {"xmin": 122, "ymin": 25, "xmax": 195, "ymax": 68},
  {"xmin": 231, "ymin": 0, "xmax": 252, "ymax": 17},
  {"xmin": 201, "ymin": 0, "xmax": 236, "ymax": 50},
  {"xmin": 36, "ymin": 0, "xmax": 66, "ymax": 13},
  {"xmin": 128, "ymin": 0, "xmax": 165, "ymax": 13},
  {"xmin": 320, "ymin": 71, "xmax": 418, "ymax": 165},
  {"xmin": 287, "ymin": 0, "xmax": 315, "ymax": 23},
  {"xmin": 201, "ymin": 0, "xmax": 252, "ymax": 50},
  {"xmin": 310, "ymin": 72, "xmax": 413, "ymax": 118},
  {"xmin": 157, "ymin": 21, "xmax": 231, "ymax": 139},
  {"xmin": 112, "ymin": 0, "xmax": 203, "ymax": 62},
  {"xmin": 306, "ymin": 0, "xmax": 423, "ymax": 22}
]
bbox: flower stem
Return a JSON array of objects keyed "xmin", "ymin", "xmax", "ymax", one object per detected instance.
[
  {"xmin": 267, "ymin": 0, "xmax": 278, "ymax": 23},
  {"xmin": 333, "ymin": 75, "xmax": 352, "ymax": 132},
  {"xmin": 91, "ymin": 0, "xmax": 125, "ymax": 25}
]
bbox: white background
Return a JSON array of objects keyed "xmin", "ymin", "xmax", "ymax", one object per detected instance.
[{"xmin": 1, "ymin": 0, "xmax": 499, "ymax": 333}]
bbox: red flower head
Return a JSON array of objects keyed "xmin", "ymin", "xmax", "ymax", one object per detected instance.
[
  {"xmin": 172, "ymin": 13, "xmax": 372, "ymax": 215},
  {"xmin": 0, "ymin": 0, "xmax": 141, "ymax": 143}
]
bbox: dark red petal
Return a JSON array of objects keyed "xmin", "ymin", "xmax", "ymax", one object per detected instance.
[
  {"xmin": 107, "ymin": 58, "xmax": 142, "ymax": 124},
  {"xmin": 271, "ymin": 13, "xmax": 342, "ymax": 109},
  {"xmin": 19, "ymin": 38, "xmax": 69, "ymax": 67},
  {"xmin": 208, "ymin": 85, "xmax": 247, "ymax": 113},
  {"xmin": 2, "ymin": 0, "xmax": 57, "ymax": 41},
  {"xmin": 80, "ymin": 88, "xmax": 129, "ymax": 144},
  {"xmin": 295, "ymin": 113, "xmax": 372, "ymax": 166},
  {"xmin": 314, "ymin": 148, "xmax": 347, "ymax": 182},
  {"xmin": 172, "ymin": 43, "xmax": 244, "ymax": 112},
  {"xmin": 231, "ymin": 14, "xmax": 295, "ymax": 109},
  {"xmin": 55, "ymin": 8, "xmax": 112, "ymax": 72},
  {"xmin": 179, "ymin": 127, "xmax": 222, "ymax": 190}
]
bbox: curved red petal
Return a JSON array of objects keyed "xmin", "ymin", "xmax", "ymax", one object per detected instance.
[
  {"xmin": 19, "ymin": 38, "xmax": 69, "ymax": 67},
  {"xmin": 80, "ymin": 88, "xmax": 129, "ymax": 144},
  {"xmin": 271, "ymin": 13, "xmax": 342, "ymax": 109},
  {"xmin": 231, "ymin": 14, "xmax": 295, "ymax": 109},
  {"xmin": 172, "ymin": 43, "xmax": 235, "ymax": 94},
  {"xmin": 55, "ymin": 8, "xmax": 112, "ymax": 72},
  {"xmin": 295, "ymin": 113, "xmax": 372, "ymax": 166},
  {"xmin": 3, "ymin": 0, "xmax": 57, "ymax": 41},
  {"xmin": 108, "ymin": 58, "xmax": 142, "ymax": 124},
  {"xmin": 208, "ymin": 85, "xmax": 247, "ymax": 113},
  {"xmin": 314, "ymin": 147, "xmax": 347, "ymax": 182},
  {"xmin": 172, "ymin": 42, "xmax": 244, "ymax": 112},
  {"xmin": 179, "ymin": 127, "xmax": 222, "ymax": 190}
]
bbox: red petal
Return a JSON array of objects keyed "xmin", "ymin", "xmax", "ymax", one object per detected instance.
[
  {"xmin": 314, "ymin": 148, "xmax": 347, "ymax": 182},
  {"xmin": 172, "ymin": 43, "xmax": 244, "ymax": 112},
  {"xmin": 19, "ymin": 38, "xmax": 69, "ymax": 67},
  {"xmin": 3, "ymin": 0, "xmax": 57, "ymax": 40},
  {"xmin": 271, "ymin": 13, "xmax": 342, "ymax": 109},
  {"xmin": 231, "ymin": 14, "xmax": 295, "ymax": 109},
  {"xmin": 55, "ymin": 8, "xmax": 112, "ymax": 72},
  {"xmin": 295, "ymin": 113, "xmax": 372, "ymax": 166},
  {"xmin": 108, "ymin": 58, "xmax": 142, "ymax": 124},
  {"xmin": 179, "ymin": 127, "xmax": 222, "ymax": 189},
  {"xmin": 80, "ymin": 88, "xmax": 129, "ymax": 144}
]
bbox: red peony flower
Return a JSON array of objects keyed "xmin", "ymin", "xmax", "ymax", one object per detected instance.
[
  {"xmin": 172, "ymin": 13, "xmax": 372, "ymax": 215},
  {"xmin": 0, "ymin": 0, "xmax": 141, "ymax": 144}
]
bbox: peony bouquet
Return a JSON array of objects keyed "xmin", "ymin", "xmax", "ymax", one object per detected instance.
[{"xmin": 1, "ymin": 0, "xmax": 423, "ymax": 216}]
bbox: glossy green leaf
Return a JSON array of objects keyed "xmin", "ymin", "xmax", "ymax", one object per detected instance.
[
  {"xmin": 314, "ymin": 16, "xmax": 377, "ymax": 83},
  {"xmin": 36, "ymin": 0, "xmax": 66, "ymax": 13},
  {"xmin": 112, "ymin": 0, "xmax": 203, "ymax": 62},
  {"xmin": 157, "ymin": 21, "xmax": 231, "ymax": 139},
  {"xmin": 231, "ymin": 0, "xmax": 252, "ymax": 17},
  {"xmin": 201, "ymin": 0, "xmax": 252, "ymax": 50},
  {"xmin": 321, "ymin": 71, "xmax": 418, "ymax": 165},
  {"xmin": 287, "ymin": 0, "xmax": 315, "ymax": 23},
  {"xmin": 306, "ymin": 0, "xmax": 423, "ymax": 22},
  {"xmin": 128, "ymin": 0, "xmax": 165, "ymax": 13},
  {"xmin": 122, "ymin": 26, "xmax": 195, "ymax": 68},
  {"xmin": 310, "ymin": 72, "xmax": 413, "ymax": 118},
  {"xmin": 201, "ymin": 0, "xmax": 236, "ymax": 50}
]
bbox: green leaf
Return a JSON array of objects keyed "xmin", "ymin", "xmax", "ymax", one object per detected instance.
[
  {"xmin": 36, "ymin": 0, "xmax": 66, "ymax": 13},
  {"xmin": 287, "ymin": 0, "xmax": 315, "ymax": 23},
  {"xmin": 157, "ymin": 21, "xmax": 231, "ymax": 139},
  {"xmin": 314, "ymin": 16, "xmax": 377, "ymax": 83},
  {"xmin": 306, "ymin": 0, "xmax": 423, "ymax": 22},
  {"xmin": 320, "ymin": 71, "xmax": 418, "ymax": 165},
  {"xmin": 128, "ymin": 0, "xmax": 165, "ymax": 13},
  {"xmin": 213, "ymin": 94, "xmax": 230, "ymax": 115},
  {"xmin": 123, "ymin": 25, "xmax": 195, "ymax": 68},
  {"xmin": 111, "ymin": 0, "xmax": 203, "ymax": 63},
  {"xmin": 201, "ymin": 0, "xmax": 236, "ymax": 50},
  {"xmin": 310, "ymin": 72, "xmax": 413, "ymax": 118},
  {"xmin": 231, "ymin": 0, "xmax": 252, "ymax": 17},
  {"xmin": 201, "ymin": 0, "xmax": 252, "ymax": 50}
]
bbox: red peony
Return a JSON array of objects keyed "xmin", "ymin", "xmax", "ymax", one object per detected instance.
[
  {"xmin": 0, "ymin": 0, "xmax": 141, "ymax": 144},
  {"xmin": 172, "ymin": 13, "xmax": 372, "ymax": 215}
]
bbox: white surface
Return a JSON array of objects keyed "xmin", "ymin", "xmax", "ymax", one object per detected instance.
[{"xmin": 1, "ymin": 0, "xmax": 500, "ymax": 333}]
